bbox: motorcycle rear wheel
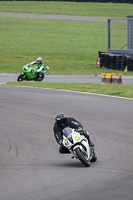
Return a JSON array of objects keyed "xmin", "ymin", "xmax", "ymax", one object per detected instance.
[
  {"xmin": 91, "ymin": 152, "xmax": 97, "ymax": 162},
  {"xmin": 75, "ymin": 147, "xmax": 90, "ymax": 167}
]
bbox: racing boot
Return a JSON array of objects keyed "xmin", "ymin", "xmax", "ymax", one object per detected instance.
[
  {"xmin": 89, "ymin": 140, "xmax": 95, "ymax": 148},
  {"xmin": 85, "ymin": 131, "xmax": 95, "ymax": 147}
]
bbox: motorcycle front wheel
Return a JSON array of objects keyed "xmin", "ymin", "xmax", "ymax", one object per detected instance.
[
  {"xmin": 74, "ymin": 147, "xmax": 90, "ymax": 167},
  {"xmin": 17, "ymin": 74, "xmax": 25, "ymax": 82},
  {"xmin": 35, "ymin": 73, "xmax": 44, "ymax": 82}
]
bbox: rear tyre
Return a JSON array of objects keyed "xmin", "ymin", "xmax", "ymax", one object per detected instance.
[
  {"xmin": 91, "ymin": 152, "xmax": 97, "ymax": 162},
  {"xmin": 75, "ymin": 147, "xmax": 90, "ymax": 167}
]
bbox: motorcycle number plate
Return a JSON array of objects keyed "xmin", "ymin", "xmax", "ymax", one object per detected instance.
[{"xmin": 64, "ymin": 139, "xmax": 69, "ymax": 147}]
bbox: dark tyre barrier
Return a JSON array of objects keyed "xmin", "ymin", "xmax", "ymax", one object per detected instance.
[
  {"xmin": 116, "ymin": 55, "xmax": 122, "ymax": 71},
  {"xmin": 127, "ymin": 56, "xmax": 133, "ymax": 71},
  {"xmin": 98, "ymin": 51, "xmax": 106, "ymax": 68},
  {"xmin": 121, "ymin": 55, "xmax": 127, "ymax": 71},
  {"xmin": 110, "ymin": 54, "xmax": 116, "ymax": 70},
  {"xmin": 98, "ymin": 52, "xmax": 133, "ymax": 71},
  {"xmin": 105, "ymin": 54, "xmax": 110, "ymax": 69}
]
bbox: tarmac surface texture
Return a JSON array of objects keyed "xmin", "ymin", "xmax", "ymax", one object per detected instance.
[{"xmin": 0, "ymin": 85, "xmax": 133, "ymax": 200}]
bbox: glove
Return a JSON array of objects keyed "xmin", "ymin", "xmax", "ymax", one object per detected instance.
[
  {"xmin": 85, "ymin": 130, "xmax": 90, "ymax": 136},
  {"xmin": 75, "ymin": 127, "xmax": 83, "ymax": 132},
  {"xmin": 37, "ymin": 67, "xmax": 43, "ymax": 73},
  {"xmin": 77, "ymin": 127, "xmax": 83, "ymax": 131}
]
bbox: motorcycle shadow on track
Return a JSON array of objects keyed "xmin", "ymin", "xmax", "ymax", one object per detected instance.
[{"xmin": 52, "ymin": 158, "xmax": 98, "ymax": 168}]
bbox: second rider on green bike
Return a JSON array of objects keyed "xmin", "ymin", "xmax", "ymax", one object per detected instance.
[{"xmin": 28, "ymin": 57, "xmax": 45, "ymax": 74}]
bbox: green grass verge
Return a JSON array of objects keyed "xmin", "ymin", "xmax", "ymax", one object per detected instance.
[
  {"xmin": 0, "ymin": 16, "xmax": 107, "ymax": 74},
  {"xmin": 0, "ymin": 1, "xmax": 132, "ymax": 18},
  {"xmin": 5, "ymin": 82, "xmax": 133, "ymax": 99},
  {"xmin": 0, "ymin": 17, "xmax": 133, "ymax": 76},
  {"xmin": 1, "ymin": 1, "xmax": 133, "ymax": 98}
]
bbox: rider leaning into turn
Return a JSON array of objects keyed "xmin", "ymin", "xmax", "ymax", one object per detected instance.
[
  {"xmin": 53, "ymin": 113, "xmax": 95, "ymax": 154},
  {"xmin": 28, "ymin": 57, "xmax": 45, "ymax": 73}
]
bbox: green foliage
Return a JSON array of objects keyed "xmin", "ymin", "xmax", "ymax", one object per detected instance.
[
  {"xmin": 0, "ymin": 2, "xmax": 133, "ymax": 75},
  {"xmin": 0, "ymin": 17, "xmax": 133, "ymax": 75},
  {"xmin": 0, "ymin": 1, "xmax": 132, "ymax": 18},
  {"xmin": 0, "ymin": 17, "xmax": 108, "ymax": 74}
]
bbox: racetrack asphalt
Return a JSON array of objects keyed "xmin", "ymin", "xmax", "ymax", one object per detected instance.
[
  {"xmin": 0, "ymin": 73, "xmax": 133, "ymax": 85},
  {"xmin": 0, "ymin": 13, "xmax": 107, "ymax": 21},
  {"xmin": 0, "ymin": 85, "xmax": 133, "ymax": 200}
]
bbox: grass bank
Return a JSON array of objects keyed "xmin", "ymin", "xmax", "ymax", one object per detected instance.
[
  {"xmin": 0, "ymin": 17, "xmax": 133, "ymax": 76},
  {"xmin": 0, "ymin": 1, "xmax": 132, "ymax": 18},
  {"xmin": 5, "ymin": 82, "xmax": 133, "ymax": 99},
  {"xmin": 0, "ymin": 16, "xmax": 107, "ymax": 74}
]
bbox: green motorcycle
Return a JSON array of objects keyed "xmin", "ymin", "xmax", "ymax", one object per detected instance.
[{"xmin": 17, "ymin": 64, "xmax": 49, "ymax": 82}]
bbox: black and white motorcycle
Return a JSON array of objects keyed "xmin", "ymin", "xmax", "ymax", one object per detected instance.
[{"xmin": 62, "ymin": 127, "xmax": 97, "ymax": 167}]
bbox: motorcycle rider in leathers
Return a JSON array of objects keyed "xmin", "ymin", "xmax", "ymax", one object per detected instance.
[
  {"xmin": 53, "ymin": 113, "xmax": 95, "ymax": 154},
  {"xmin": 27, "ymin": 57, "xmax": 45, "ymax": 78}
]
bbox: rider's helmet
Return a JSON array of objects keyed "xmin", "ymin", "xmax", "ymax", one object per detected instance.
[
  {"xmin": 55, "ymin": 113, "xmax": 66, "ymax": 125},
  {"xmin": 37, "ymin": 57, "xmax": 42, "ymax": 64}
]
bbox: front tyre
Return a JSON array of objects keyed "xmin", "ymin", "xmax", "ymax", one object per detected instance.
[
  {"xmin": 17, "ymin": 74, "xmax": 24, "ymax": 82},
  {"xmin": 35, "ymin": 73, "xmax": 44, "ymax": 82},
  {"xmin": 75, "ymin": 147, "xmax": 90, "ymax": 167}
]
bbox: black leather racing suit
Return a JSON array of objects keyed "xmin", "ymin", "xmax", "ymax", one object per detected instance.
[{"xmin": 53, "ymin": 117, "xmax": 92, "ymax": 154}]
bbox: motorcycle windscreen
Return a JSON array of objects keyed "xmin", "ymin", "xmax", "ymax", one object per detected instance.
[{"xmin": 62, "ymin": 127, "xmax": 73, "ymax": 137}]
